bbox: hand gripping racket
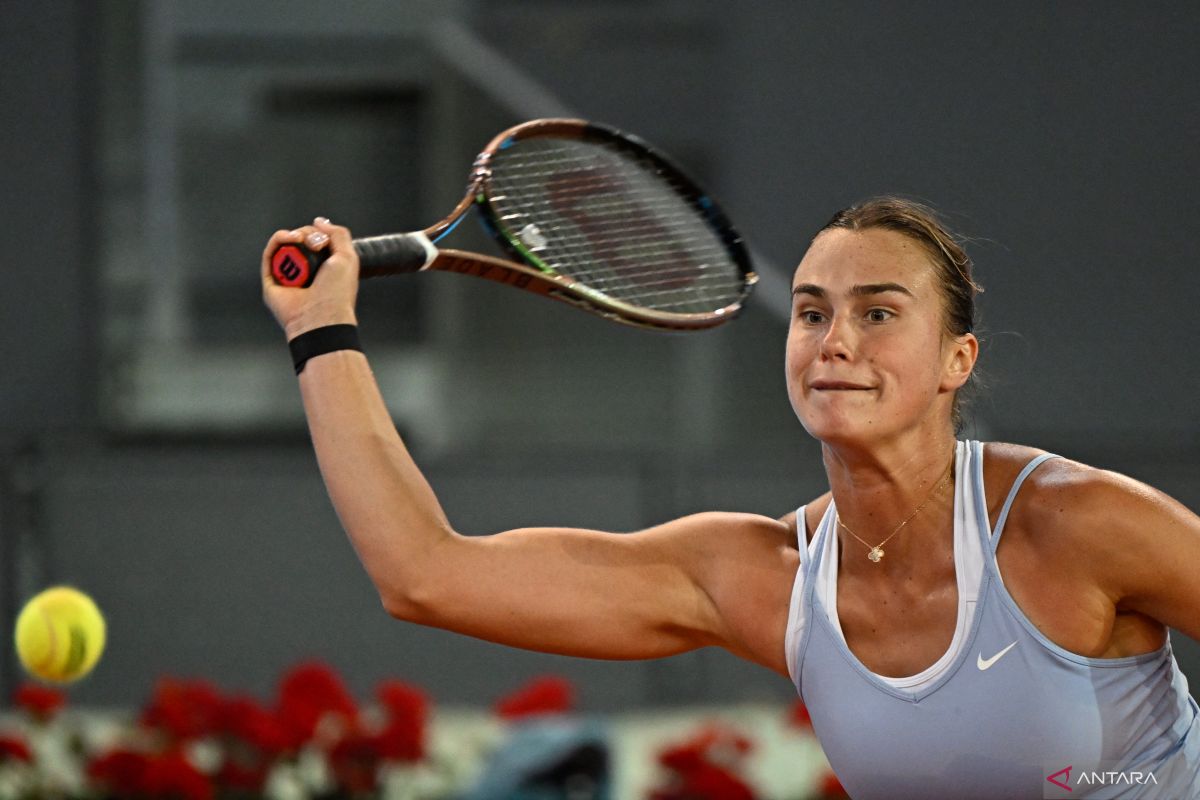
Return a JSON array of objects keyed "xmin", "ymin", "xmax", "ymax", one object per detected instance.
[{"xmin": 270, "ymin": 118, "xmax": 757, "ymax": 331}]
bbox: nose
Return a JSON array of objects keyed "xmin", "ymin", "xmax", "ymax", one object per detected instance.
[{"xmin": 819, "ymin": 312, "xmax": 856, "ymax": 362}]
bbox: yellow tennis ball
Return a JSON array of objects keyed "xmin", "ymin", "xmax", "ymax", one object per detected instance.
[{"xmin": 14, "ymin": 586, "xmax": 106, "ymax": 684}]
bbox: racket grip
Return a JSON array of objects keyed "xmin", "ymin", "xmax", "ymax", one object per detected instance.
[
  {"xmin": 355, "ymin": 234, "xmax": 436, "ymax": 278},
  {"xmin": 270, "ymin": 233, "xmax": 434, "ymax": 287}
]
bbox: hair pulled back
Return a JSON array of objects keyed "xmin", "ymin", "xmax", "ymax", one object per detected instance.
[{"xmin": 818, "ymin": 196, "xmax": 984, "ymax": 431}]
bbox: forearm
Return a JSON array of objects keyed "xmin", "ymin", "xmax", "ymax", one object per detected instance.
[{"xmin": 298, "ymin": 348, "xmax": 453, "ymax": 610}]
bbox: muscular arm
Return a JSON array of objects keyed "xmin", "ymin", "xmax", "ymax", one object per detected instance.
[
  {"xmin": 263, "ymin": 221, "xmax": 797, "ymax": 666},
  {"xmin": 1093, "ymin": 473, "xmax": 1200, "ymax": 643},
  {"xmin": 1039, "ymin": 463, "xmax": 1200, "ymax": 644}
]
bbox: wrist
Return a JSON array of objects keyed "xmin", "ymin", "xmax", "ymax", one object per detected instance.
[
  {"xmin": 283, "ymin": 306, "xmax": 357, "ymax": 342},
  {"xmin": 288, "ymin": 324, "xmax": 363, "ymax": 374}
]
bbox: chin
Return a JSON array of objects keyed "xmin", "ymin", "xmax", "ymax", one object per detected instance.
[{"xmin": 795, "ymin": 410, "xmax": 877, "ymax": 446}]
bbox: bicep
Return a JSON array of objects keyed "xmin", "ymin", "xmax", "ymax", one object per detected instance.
[
  {"xmin": 1116, "ymin": 489, "xmax": 1200, "ymax": 643},
  {"xmin": 1079, "ymin": 473, "xmax": 1200, "ymax": 644},
  {"xmin": 392, "ymin": 512, "xmax": 775, "ymax": 661}
]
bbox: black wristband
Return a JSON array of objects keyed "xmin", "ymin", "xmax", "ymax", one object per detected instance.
[{"xmin": 288, "ymin": 324, "xmax": 362, "ymax": 374}]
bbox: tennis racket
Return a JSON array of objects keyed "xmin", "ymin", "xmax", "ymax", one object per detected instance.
[{"xmin": 270, "ymin": 118, "xmax": 757, "ymax": 331}]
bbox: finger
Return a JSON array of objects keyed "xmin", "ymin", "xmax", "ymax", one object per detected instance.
[
  {"xmin": 262, "ymin": 227, "xmax": 302, "ymax": 257},
  {"xmin": 311, "ymin": 217, "xmax": 351, "ymax": 246},
  {"xmin": 323, "ymin": 222, "xmax": 354, "ymax": 256},
  {"xmin": 304, "ymin": 228, "xmax": 330, "ymax": 251},
  {"xmin": 262, "ymin": 227, "xmax": 313, "ymax": 257}
]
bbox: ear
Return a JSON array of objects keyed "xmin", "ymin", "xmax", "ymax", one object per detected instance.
[{"xmin": 940, "ymin": 333, "xmax": 978, "ymax": 392}]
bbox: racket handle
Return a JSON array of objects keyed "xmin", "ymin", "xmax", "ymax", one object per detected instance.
[
  {"xmin": 270, "ymin": 233, "xmax": 435, "ymax": 287},
  {"xmin": 355, "ymin": 234, "xmax": 436, "ymax": 278}
]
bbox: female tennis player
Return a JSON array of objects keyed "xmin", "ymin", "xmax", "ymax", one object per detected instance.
[{"xmin": 262, "ymin": 200, "xmax": 1199, "ymax": 798}]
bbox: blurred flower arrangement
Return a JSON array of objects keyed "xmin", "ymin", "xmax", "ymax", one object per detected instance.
[{"xmin": 0, "ymin": 665, "xmax": 843, "ymax": 799}]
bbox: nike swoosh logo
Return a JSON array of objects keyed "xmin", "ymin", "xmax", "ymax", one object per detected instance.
[{"xmin": 977, "ymin": 641, "xmax": 1018, "ymax": 670}]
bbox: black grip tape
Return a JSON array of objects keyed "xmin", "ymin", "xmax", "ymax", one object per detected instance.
[
  {"xmin": 355, "ymin": 234, "xmax": 433, "ymax": 277},
  {"xmin": 270, "ymin": 234, "xmax": 432, "ymax": 287}
]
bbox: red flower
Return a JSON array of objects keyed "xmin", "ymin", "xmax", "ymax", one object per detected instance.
[
  {"xmin": 222, "ymin": 695, "xmax": 297, "ymax": 756},
  {"xmin": 277, "ymin": 661, "xmax": 358, "ymax": 744},
  {"xmin": 14, "ymin": 683, "xmax": 66, "ymax": 720},
  {"xmin": 142, "ymin": 751, "xmax": 214, "ymax": 800},
  {"xmin": 494, "ymin": 675, "xmax": 574, "ymax": 720},
  {"xmin": 0, "ymin": 735, "xmax": 32, "ymax": 763},
  {"xmin": 651, "ymin": 723, "xmax": 758, "ymax": 800},
  {"xmin": 141, "ymin": 678, "xmax": 226, "ymax": 741},
  {"xmin": 377, "ymin": 681, "xmax": 428, "ymax": 726},
  {"xmin": 658, "ymin": 738, "xmax": 707, "ymax": 774},
  {"xmin": 375, "ymin": 681, "xmax": 427, "ymax": 761},
  {"xmin": 657, "ymin": 723, "xmax": 754, "ymax": 770},
  {"xmin": 216, "ymin": 695, "xmax": 295, "ymax": 793},
  {"xmin": 651, "ymin": 761, "xmax": 757, "ymax": 800},
  {"xmin": 788, "ymin": 700, "xmax": 813, "ymax": 730},
  {"xmin": 88, "ymin": 749, "xmax": 153, "ymax": 796}
]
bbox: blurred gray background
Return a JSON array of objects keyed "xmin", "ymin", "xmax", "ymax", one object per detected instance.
[{"xmin": 2, "ymin": 0, "xmax": 1197, "ymax": 710}]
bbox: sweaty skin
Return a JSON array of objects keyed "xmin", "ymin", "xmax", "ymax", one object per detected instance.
[{"xmin": 261, "ymin": 219, "xmax": 1200, "ymax": 683}]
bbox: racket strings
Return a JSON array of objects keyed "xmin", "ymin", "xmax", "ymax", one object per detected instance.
[
  {"xmin": 486, "ymin": 137, "xmax": 746, "ymax": 314},
  {"xmin": 492, "ymin": 161, "xmax": 740, "ymax": 308},
  {"xmin": 490, "ymin": 214, "xmax": 730, "ymax": 293}
]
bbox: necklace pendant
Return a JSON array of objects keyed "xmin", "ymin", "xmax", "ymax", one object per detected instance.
[{"xmin": 868, "ymin": 547, "xmax": 884, "ymax": 563}]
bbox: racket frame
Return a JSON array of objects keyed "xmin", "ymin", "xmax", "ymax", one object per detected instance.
[
  {"xmin": 278, "ymin": 118, "xmax": 758, "ymax": 332},
  {"xmin": 462, "ymin": 119, "xmax": 758, "ymax": 331}
]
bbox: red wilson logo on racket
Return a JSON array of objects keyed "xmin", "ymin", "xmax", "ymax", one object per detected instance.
[
  {"xmin": 544, "ymin": 167, "xmax": 701, "ymax": 290},
  {"xmin": 272, "ymin": 245, "xmax": 314, "ymax": 288}
]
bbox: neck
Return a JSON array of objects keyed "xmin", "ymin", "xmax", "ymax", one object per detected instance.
[{"xmin": 823, "ymin": 429, "xmax": 959, "ymax": 575}]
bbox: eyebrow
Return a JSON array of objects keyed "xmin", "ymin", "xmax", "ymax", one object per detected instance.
[{"xmin": 791, "ymin": 282, "xmax": 914, "ymax": 299}]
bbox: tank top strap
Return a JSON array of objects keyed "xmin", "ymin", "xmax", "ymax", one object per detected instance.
[
  {"xmin": 784, "ymin": 502, "xmax": 835, "ymax": 692},
  {"xmin": 792, "ymin": 505, "xmax": 809, "ymax": 570},
  {"xmin": 990, "ymin": 452, "xmax": 1061, "ymax": 552}
]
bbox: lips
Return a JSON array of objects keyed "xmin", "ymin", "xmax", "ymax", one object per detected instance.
[{"xmin": 810, "ymin": 380, "xmax": 873, "ymax": 391}]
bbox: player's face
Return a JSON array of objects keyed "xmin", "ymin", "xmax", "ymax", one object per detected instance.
[{"xmin": 785, "ymin": 228, "xmax": 972, "ymax": 446}]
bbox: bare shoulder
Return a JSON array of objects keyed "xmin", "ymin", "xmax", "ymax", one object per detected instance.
[
  {"xmin": 673, "ymin": 511, "xmax": 804, "ymax": 678},
  {"xmin": 981, "ymin": 441, "xmax": 1067, "ymax": 527},
  {"xmin": 982, "ymin": 440, "xmax": 1146, "ymax": 569},
  {"xmin": 988, "ymin": 442, "xmax": 1177, "ymax": 534},
  {"xmin": 1030, "ymin": 464, "xmax": 1200, "ymax": 640},
  {"xmin": 669, "ymin": 511, "xmax": 797, "ymax": 589},
  {"xmin": 681, "ymin": 513, "xmax": 801, "ymax": 575},
  {"xmin": 981, "ymin": 440, "xmax": 1050, "ymax": 467},
  {"xmin": 682, "ymin": 510, "xmax": 796, "ymax": 552},
  {"xmin": 989, "ymin": 442, "xmax": 1200, "ymax": 595},
  {"xmin": 982, "ymin": 441, "xmax": 1200, "ymax": 650}
]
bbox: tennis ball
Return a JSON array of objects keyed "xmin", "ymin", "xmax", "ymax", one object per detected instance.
[{"xmin": 14, "ymin": 586, "xmax": 106, "ymax": 684}]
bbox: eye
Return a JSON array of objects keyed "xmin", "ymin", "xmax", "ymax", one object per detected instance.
[
  {"xmin": 797, "ymin": 309, "xmax": 827, "ymax": 325},
  {"xmin": 866, "ymin": 308, "xmax": 894, "ymax": 323}
]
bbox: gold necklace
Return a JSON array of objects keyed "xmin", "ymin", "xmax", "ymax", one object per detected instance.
[{"xmin": 834, "ymin": 462, "xmax": 954, "ymax": 563}]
